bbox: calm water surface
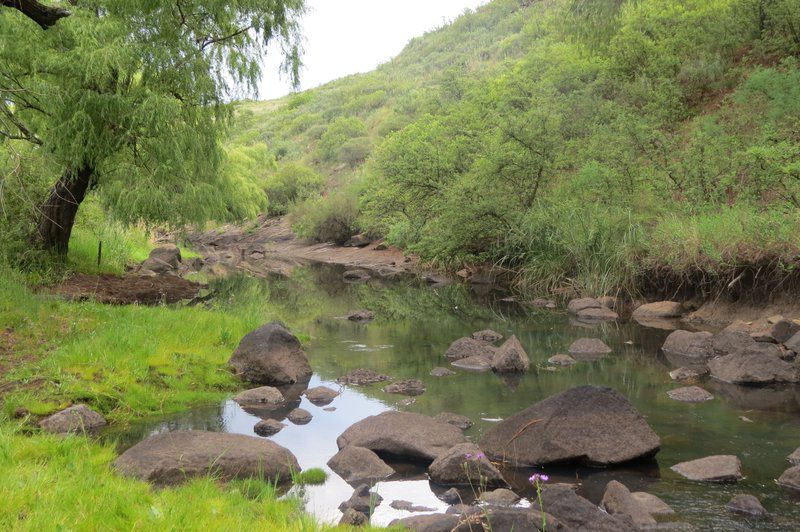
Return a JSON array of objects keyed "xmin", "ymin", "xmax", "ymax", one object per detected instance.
[{"xmin": 109, "ymin": 264, "xmax": 800, "ymax": 529}]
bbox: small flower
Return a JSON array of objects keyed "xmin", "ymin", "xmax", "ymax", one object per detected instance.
[
  {"xmin": 529, "ymin": 473, "xmax": 549, "ymax": 484},
  {"xmin": 464, "ymin": 453, "xmax": 473, "ymax": 459},
  {"xmin": 475, "ymin": 452, "xmax": 485, "ymax": 460}
]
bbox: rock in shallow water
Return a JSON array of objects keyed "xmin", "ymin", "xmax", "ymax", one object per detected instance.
[
  {"xmin": 339, "ymin": 508, "xmax": 369, "ymax": 526},
  {"xmin": 114, "ymin": 431, "xmax": 299, "ymax": 486},
  {"xmin": 228, "ymin": 322, "xmax": 312, "ymax": 385},
  {"xmin": 601, "ymin": 480, "xmax": 656, "ymax": 527},
  {"xmin": 777, "ymin": 465, "xmax": 800, "ymax": 491},
  {"xmin": 535, "ymin": 483, "xmax": 636, "ymax": 531},
  {"xmin": 472, "ymin": 329, "xmax": 503, "ymax": 343},
  {"xmin": 303, "ymin": 385, "xmax": 339, "ymax": 406},
  {"xmin": 383, "ymin": 379, "xmax": 426, "ymax": 396},
  {"xmin": 337, "ymin": 411, "xmax": 466, "ymax": 462},
  {"xmin": 337, "ymin": 368, "xmax": 392, "ymax": 385},
  {"xmin": 347, "ymin": 309, "xmax": 375, "ymax": 322},
  {"xmin": 430, "ymin": 367, "xmax": 456, "ymax": 377},
  {"xmin": 339, "ymin": 483, "xmax": 383, "ymax": 515},
  {"xmin": 708, "ymin": 351, "xmax": 798, "ymax": 384},
  {"xmin": 787, "ymin": 447, "xmax": 800, "ymax": 466},
  {"xmin": 233, "ymin": 386, "xmax": 285, "ymax": 407},
  {"xmin": 490, "ymin": 335, "xmax": 530, "ymax": 373},
  {"xmin": 548, "ymin": 354, "xmax": 577, "ymax": 366},
  {"xmin": 450, "ymin": 355, "xmax": 492, "ymax": 371},
  {"xmin": 633, "ymin": 301, "xmax": 683, "ymax": 319},
  {"xmin": 671, "ymin": 455, "xmax": 742, "ymax": 482},
  {"xmin": 480, "ymin": 385, "xmax": 660, "ymax": 466},
  {"xmin": 667, "ymin": 386, "xmax": 714, "ymax": 403},
  {"xmin": 434, "ymin": 412, "xmax": 473, "ymax": 430},
  {"xmin": 727, "ymin": 494, "xmax": 767, "ymax": 517},
  {"xmin": 39, "ymin": 404, "xmax": 107, "ymax": 434},
  {"xmin": 253, "ymin": 419, "xmax": 285, "ymax": 437},
  {"xmin": 662, "ymin": 330, "xmax": 713, "ymax": 360},
  {"xmin": 390, "ymin": 500, "xmax": 436, "ymax": 512},
  {"xmin": 444, "ymin": 337, "xmax": 496, "ymax": 361},
  {"xmin": 287, "ymin": 408, "xmax": 312, "ymax": 425},
  {"xmin": 479, "ymin": 488, "xmax": 520, "ymax": 506},
  {"xmin": 428, "ymin": 442, "xmax": 506, "ymax": 487},
  {"xmin": 568, "ymin": 338, "xmax": 612, "ymax": 360},
  {"xmin": 669, "ymin": 367, "xmax": 705, "ymax": 381},
  {"xmin": 327, "ymin": 446, "xmax": 395, "ymax": 484},
  {"xmin": 631, "ymin": 492, "xmax": 674, "ymax": 516}
]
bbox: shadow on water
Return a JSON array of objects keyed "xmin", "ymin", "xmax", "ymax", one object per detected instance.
[{"xmin": 106, "ymin": 263, "xmax": 800, "ymax": 529}]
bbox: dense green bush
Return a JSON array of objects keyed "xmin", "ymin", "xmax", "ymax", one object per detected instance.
[
  {"xmin": 291, "ymin": 187, "xmax": 361, "ymax": 244},
  {"xmin": 316, "ymin": 117, "xmax": 367, "ymax": 162},
  {"xmin": 264, "ymin": 163, "xmax": 324, "ymax": 216}
]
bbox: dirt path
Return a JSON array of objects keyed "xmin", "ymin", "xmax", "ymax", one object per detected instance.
[{"xmin": 187, "ymin": 216, "xmax": 429, "ymax": 280}]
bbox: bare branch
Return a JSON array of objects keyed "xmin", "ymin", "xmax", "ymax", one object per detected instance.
[{"xmin": 1, "ymin": 0, "xmax": 71, "ymax": 30}]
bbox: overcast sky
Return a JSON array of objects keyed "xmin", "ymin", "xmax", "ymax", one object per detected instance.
[{"xmin": 257, "ymin": 0, "xmax": 487, "ymax": 100}]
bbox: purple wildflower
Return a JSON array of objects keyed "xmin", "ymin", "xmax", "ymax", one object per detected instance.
[
  {"xmin": 475, "ymin": 452, "xmax": 485, "ymax": 460},
  {"xmin": 529, "ymin": 473, "xmax": 549, "ymax": 484},
  {"xmin": 464, "ymin": 453, "xmax": 473, "ymax": 459}
]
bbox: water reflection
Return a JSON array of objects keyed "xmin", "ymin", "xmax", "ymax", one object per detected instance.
[{"xmin": 108, "ymin": 264, "xmax": 800, "ymax": 529}]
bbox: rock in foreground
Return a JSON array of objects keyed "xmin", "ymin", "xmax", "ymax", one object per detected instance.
[
  {"xmin": 39, "ymin": 404, "xmax": 107, "ymax": 434},
  {"xmin": 671, "ymin": 455, "xmax": 742, "ymax": 482},
  {"xmin": 535, "ymin": 483, "xmax": 636, "ymax": 531},
  {"xmin": 337, "ymin": 411, "xmax": 466, "ymax": 462},
  {"xmin": 480, "ymin": 385, "xmax": 660, "ymax": 466},
  {"xmin": 114, "ymin": 431, "xmax": 299, "ymax": 486},
  {"xmin": 428, "ymin": 443, "xmax": 506, "ymax": 487},
  {"xmin": 228, "ymin": 322, "xmax": 312, "ymax": 385},
  {"xmin": 327, "ymin": 446, "xmax": 395, "ymax": 483}
]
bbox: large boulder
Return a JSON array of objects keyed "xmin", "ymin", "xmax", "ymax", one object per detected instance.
[
  {"xmin": 491, "ymin": 335, "xmax": 530, "ymax": 373},
  {"xmin": 114, "ymin": 431, "xmax": 299, "ymax": 486},
  {"xmin": 534, "ymin": 483, "xmax": 637, "ymax": 531},
  {"xmin": 428, "ymin": 443, "xmax": 507, "ymax": 487},
  {"xmin": 444, "ymin": 337, "xmax": 496, "ymax": 361},
  {"xmin": 600, "ymin": 480, "xmax": 656, "ymax": 527},
  {"xmin": 670, "ymin": 455, "xmax": 742, "ymax": 482},
  {"xmin": 480, "ymin": 386, "xmax": 660, "ymax": 466},
  {"xmin": 662, "ymin": 330, "xmax": 713, "ymax": 359},
  {"xmin": 228, "ymin": 322, "xmax": 312, "ymax": 385},
  {"xmin": 337, "ymin": 411, "xmax": 466, "ymax": 462},
  {"xmin": 327, "ymin": 446, "xmax": 395, "ymax": 483},
  {"xmin": 708, "ymin": 351, "xmax": 798, "ymax": 384},
  {"xmin": 777, "ymin": 465, "xmax": 800, "ymax": 491},
  {"xmin": 633, "ymin": 301, "xmax": 683, "ymax": 320},
  {"xmin": 39, "ymin": 404, "xmax": 107, "ymax": 434}
]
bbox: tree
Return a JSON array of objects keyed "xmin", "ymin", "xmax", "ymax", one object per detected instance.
[{"xmin": 0, "ymin": 0, "xmax": 304, "ymax": 254}]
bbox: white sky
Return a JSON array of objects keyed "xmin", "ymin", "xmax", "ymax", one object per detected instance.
[{"xmin": 257, "ymin": 0, "xmax": 487, "ymax": 100}]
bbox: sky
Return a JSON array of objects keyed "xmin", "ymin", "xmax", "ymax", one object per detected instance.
[{"xmin": 257, "ymin": 0, "xmax": 487, "ymax": 100}]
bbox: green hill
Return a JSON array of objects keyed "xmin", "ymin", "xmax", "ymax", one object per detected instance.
[{"xmin": 231, "ymin": 0, "xmax": 800, "ymax": 298}]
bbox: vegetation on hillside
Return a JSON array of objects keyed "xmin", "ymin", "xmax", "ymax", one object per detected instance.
[{"xmin": 230, "ymin": 0, "xmax": 800, "ymax": 298}]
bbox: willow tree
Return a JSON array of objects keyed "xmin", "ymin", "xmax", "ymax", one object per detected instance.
[{"xmin": 0, "ymin": 0, "xmax": 304, "ymax": 253}]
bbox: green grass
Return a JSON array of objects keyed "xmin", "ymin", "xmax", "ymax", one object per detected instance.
[
  {"xmin": 293, "ymin": 468, "xmax": 328, "ymax": 486},
  {"xmin": 0, "ymin": 423, "xmax": 330, "ymax": 531}
]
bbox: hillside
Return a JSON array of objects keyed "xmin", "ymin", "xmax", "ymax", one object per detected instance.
[{"xmin": 232, "ymin": 0, "xmax": 800, "ymax": 300}]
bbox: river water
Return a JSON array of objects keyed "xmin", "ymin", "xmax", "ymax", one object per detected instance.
[{"xmin": 108, "ymin": 264, "xmax": 800, "ymax": 529}]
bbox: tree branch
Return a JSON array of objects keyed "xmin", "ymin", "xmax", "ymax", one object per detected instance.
[{"xmin": 1, "ymin": 0, "xmax": 71, "ymax": 30}]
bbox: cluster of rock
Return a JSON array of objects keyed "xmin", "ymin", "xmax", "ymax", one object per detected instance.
[{"xmin": 444, "ymin": 330, "xmax": 530, "ymax": 374}]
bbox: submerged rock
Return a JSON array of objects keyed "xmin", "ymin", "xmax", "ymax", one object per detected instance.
[
  {"xmin": 430, "ymin": 367, "xmax": 456, "ymax": 377},
  {"xmin": 253, "ymin": 419, "xmax": 285, "ymax": 437},
  {"xmin": 472, "ymin": 329, "xmax": 503, "ymax": 343},
  {"xmin": 337, "ymin": 368, "xmax": 392, "ymax": 385},
  {"xmin": 450, "ymin": 355, "xmax": 492, "ymax": 371},
  {"xmin": 383, "ymin": 379, "xmax": 426, "ymax": 396},
  {"xmin": 727, "ymin": 494, "xmax": 767, "ymax": 517},
  {"xmin": 480, "ymin": 385, "xmax": 660, "ymax": 466},
  {"xmin": 304, "ymin": 385, "xmax": 340, "ymax": 406},
  {"xmin": 428, "ymin": 442, "xmax": 506, "ymax": 488},
  {"xmin": 337, "ymin": 411, "xmax": 466, "ymax": 462},
  {"xmin": 444, "ymin": 337, "xmax": 496, "ymax": 361},
  {"xmin": 39, "ymin": 404, "xmax": 107, "ymax": 435},
  {"xmin": 327, "ymin": 446, "xmax": 395, "ymax": 484},
  {"xmin": 601, "ymin": 480, "xmax": 656, "ymax": 527},
  {"xmin": 548, "ymin": 354, "xmax": 577, "ymax": 366},
  {"xmin": 531, "ymin": 298, "xmax": 557, "ymax": 309},
  {"xmin": 667, "ymin": 386, "xmax": 714, "ymax": 403},
  {"xmin": 434, "ymin": 412, "xmax": 473, "ymax": 430},
  {"xmin": 491, "ymin": 335, "xmax": 530, "ymax": 373},
  {"xmin": 114, "ymin": 431, "xmax": 299, "ymax": 486},
  {"xmin": 669, "ymin": 367, "xmax": 706, "ymax": 381},
  {"xmin": 228, "ymin": 322, "xmax": 312, "ymax": 385},
  {"xmin": 671, "ymin": 455, "xmax": 742, "ymax": 482}
]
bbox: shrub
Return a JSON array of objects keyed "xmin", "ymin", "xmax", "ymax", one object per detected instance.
[
  {"xmin": 291, "ymin": 188, "xmax": 361, "ymax": 244},
  {"xmin": 337, "ymin": 137, "xmax": 372, "ymax": 168},
  {"xmin": 264, "ymin": 164, "xmax": 325, "ymax": 216},
  {"xmin": 316, "ymin": 117, "xmax": 367, "ymax": 162}
]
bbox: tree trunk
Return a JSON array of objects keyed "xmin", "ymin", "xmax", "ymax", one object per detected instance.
[{"xmin": 36, "ymin": 166, "xmax": 93, "ymax": 255}]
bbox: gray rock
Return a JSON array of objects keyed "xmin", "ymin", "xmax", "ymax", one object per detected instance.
[
  {"xmin": 451, "ymin": 355, "xmax": 492, "ymax": 371},
  {"xmin": 339, "ymin": 483, "xmax": 383, "ymax": 515},
  {"xmin": 140, "ymin": 244, "xmax": 182, "ymax": 273},
  {"xmin": 667, "ymin": 386, "xmax": 714, "ymax": 403},
  {"xmin": 228, "ymin": 322, "xmax": 312, "ymax": 385},
  {"xmin": 491, "ymin": 335, "xmax": 530, "ymax": 373},
  {"xmin": 390, "ymin": 500, "xmax": 436, "ymax": 512},
  {"xmin": 114, "ymin": 431, "xmax": 299, "ymax": 486},
  {"xmin": 434, "ymin": 412, "xmax": 473, "ymax": 430},
  {"xmin": 479, "ymin": 488, "xmax": 520, "ymax": 506},
  {"xmin": 598, "ymin": 296, "xmax": 617, "ymax": 309},
  {"xmin": 662, "ymin": 330, "xmax": 713, "ymax": 360},
  {"xmin": 389, "ymin": 514, "xmax": 459, "ymax": 532},
  {"xmin": 287, "ymin": 408, "xmax": 312, "ymax": 425},
  {"xmin": 633, "ymin": 301, "xmax": 683, "ymax": 319},
  {"xmin": 327, "ymin": 446, "xmax": 395, "ymax": 483},
  {"xmin": 304, "ymin": 386, "xmax": 339, "ymax": 406},
  {"xmin": 38, "ymin": 404, "xmax": 107, "ymax": 434},
  {"xmin": 347, "ymin": 310, "xmax": 375, "ymax": 322},
  {"xmin": 548, "ymin": 354, "xmax": 577, "ymax": 366},
  {"xmin": 601, "ymin": 480, "xmax": 656, "ymax": 527},
  {"xmin": 444, "ymin": 337, "xmax": 496, "ymax": 361},
  {"xmin": 337, "ymin": 368, "xmax": 392, "ymax": 385},
  {"xmin": 631, "ymin": 492, "xmax": 674, "ymax": 516},
  {"xmin": 708, "ymin": 351, "xmax": 798, "ymax": 384},
  {"xmin": 576, "ymin": 306, "xmax": 619, "ymax": 321},
  {"xmin": 785, "ymin": 331, "xmax": 800, "ymax": 353},
  {"xmin": 233, "ymin": 386, "xmax": 285, "ymax": 408},
  {"xmin": 711, "ymin": 330, "xmax": 757, "ymax": 357},
  {"xmin": 669, "ymin": 367, "xmax": 705, "ymax": 381},
  {"xmin": 440, "ymin": 487, "xmax": 462, "ymax": 505},
  {"xmin": 788, "ymin": 447, "xmax": 800, "ymax": 466},
  {"xmin": 472, "ymin": 329, "xmax": 503, "ymax": 343},
  {"xmin": 428, "ymin": 442, "xmax": 507, "ymax": 487},
  {"xmin": 337, "ymin": 411, "xmax": 466, "ymax": 462},
  {"xmin": 430, "ymin": 367, "xmax": 456, "ymax": 377},
  {"xmin": 568, "ymin": 338, "xmax": 612, "ymax": 360},
  {"xmin": 391, "ymin": 508, "xmax": 556, "ymax": 532},
  {"xmin": 751, "ymin": 318, "xmax": 800, "ymax": 344},
  {"xmin": 383, "ymin": 379, "xmax": 426, "ymax": 396},
  {"xmin": 253, "ymin": 419, "xmax": 285, "ymax": 437},
  {"xmin": 339, "ymin": 508, "xmax": 369, "ymax": 526},
  {"xmin": 671, "ymin": 455, "xmax": 742, "ymax": 482},
  {"xmin": 567, "ymin": 297, "xmax": 602, "ymax": 314},
  {"xmin": 778, "ymin": 465, "xmax": 800, "ymax": 491},
  {"xmin": 480, "ymin": 385, "xmax": 660, "ymax": 466},
  {"xmin": 534, "ymin": 483, "xmax": 637, "ymax": 531},
  {"xmin": 727, "ymin": 494, "xmax": 767, "ymax": 517}
]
